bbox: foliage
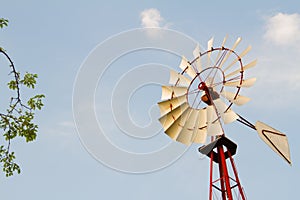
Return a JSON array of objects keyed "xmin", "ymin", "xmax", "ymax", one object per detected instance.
[
  {"xmin": 0, "ymin": 18, "xmax": 9, "ymax": 29},
  {"xmin": 0, "ymin": 18, "xmax": 45, "ymax": 176}
]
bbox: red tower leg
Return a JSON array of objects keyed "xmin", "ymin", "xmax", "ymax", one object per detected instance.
[
  {"xmin": 209, "ymin": 152, "xmax": 213, "ymax": 200},
  {"xmin": 218, "ymin": 145, "xmax": 233, "ymax": 200},
  {"xmin": 228, "ymin": 151, "xmax": 246, "ymax": 200}
]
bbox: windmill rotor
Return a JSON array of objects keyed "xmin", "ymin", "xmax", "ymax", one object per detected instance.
[
  {"xmin": 157, "ymin": 36, "xmax": 292, "ymax": 165},
  {"xmin": 158, "ymin": 36, "xmax": 254, "ymax": 143}
]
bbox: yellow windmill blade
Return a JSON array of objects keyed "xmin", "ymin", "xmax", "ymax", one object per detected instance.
[
  {"xmin": 164, "ymin": 108, "xmax": 191, "ymax": 141},
  {"xmin": 176, "ymin": 108, "xmax": 200, "ymax": 145},
  {"xmin": 214, "ymin": 35, "xmax": 229, "ymax": 64},
  {"xmin": 223, "ymin": 45, "xmax": 252, "ymax": 73},
  {"xmin": 169, "ymin": 69, "xmax": 192, "ymax": 87},
  {"xmin": 157, "ymin": 95, "xmax": 187, "ymax": 116},
  {"xmin": 161, "ymin": 86, "xmax": 187, "ymax": 101},
  {"xmin": 213, "ymin": 98, "xmax": 239, "ymax": 124},
  {"xmin": 219, "ymin": 37, "xmax": 242, "ymax": 68},
  {"xmin": 192, "ymin": 44, "xmax": 202, "ymax": 72},
  {"xmin": 206, "ymin": 105, "xmax": 223, "ymax": 136},
  {"xmin": 220, "ymin": 90, "xmax": 251, "ymax": 106},
  {"xmin": 179, "ymin": 56, "xmax": 197, "ymax": 79},
  {"xmin": 192, "ymin": 108, "xmax": 207, "ymax": 144},
  {"xmin": 207, "ymin": 37, "xmax": 214, "ymax": 66},
  {"xmin": 158, "ymin": 102, "xmax": 189, "ymax": 131},
  {"xmin": 225, "ymin": 59, "xmax": 257, "ymax": 79},
  {"xmin": 224, "ymin": 77, "xmax": 256, "ymax": 88}
]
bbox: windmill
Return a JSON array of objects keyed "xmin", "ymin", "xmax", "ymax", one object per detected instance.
[{"xmin": 157, "ymin": 36, "xmax": 292, "ymax": 200}]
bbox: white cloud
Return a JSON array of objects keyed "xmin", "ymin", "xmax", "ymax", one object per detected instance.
[
  {"xmin": 246, "ymin": 48, "xmax": 300, "ymax": 111},
  {"xmin": 140, "ymin": 8, "xmax": 166, "ymax": 28},
  {"xmin": 264, "ymin": 12, "xmax": 300, "ymax": 46},
  {"xmin": 59, "ymin": 120, "xmax": 76, "ymax": 129}
]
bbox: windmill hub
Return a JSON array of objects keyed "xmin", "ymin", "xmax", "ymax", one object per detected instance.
[
  {"xmin": 187, "ymin": 66, "xmax": 224, "ymax": 110},
  {"xmin": 197, "ymin": 82, "xmax": 220, "ymax": 106},
  {"xmin": 198, "ymin": 81, "xmax": 207, "ymax": 90}
]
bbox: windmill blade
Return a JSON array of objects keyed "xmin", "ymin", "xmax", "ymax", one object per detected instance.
[
  {"xmin": 193, "ymin": 44, "xmax": 200, "ymax": 59},
  {"xmin": 232, "ymin": 37, "xmax": 242, "ymax": 50},
  {"xmin": 213, "ymin": 98, "xmax": 239, "ymax": 124},
  {"xmin": 223, "ymin": 45, "xmax": 252, "ymax": 72},
  {"xmin": 225, "ymin": 59, "xmax": 257, "ymax": 79},
  {"xmin": 192, "ymin": 108, "xmax": 207, "ymax": 144},
  {"xmin": 238, "ymin": 45, "xmax": 252, "ymax": 58},
  {"xmin": 179, "ymin": 56, "xmax": 197, "ymax": 79},
  {"xmin": 207, "ymin": 37, "xmax": 214, "ymax": 66},
  {"xmin": 158, "ymin": 102, "xmax": 189, "ymax": 131},
  {"xmin": 255, "ymin": 121, "xmax": 292, "ymax": 165},
  {"xmin": 161, "ymin": 86, "xmax": 187, "ymax": 100},
  {"xmin": 219, "ymin": 37, "xmax": 242, "ymax": 68},
  {"xmin": 224, "ymin": 77, "xmax": 256, "ymax": 88},
  {"xmin": 164, "ymin": 108, "xmax": 191, "ymax": 141},
  {"xmin": 169, "ymin": 69, "xmax": 191, "ymax": 87},
  {"xmin": 176, "ymin": 108, "xmax": 199, "ymax": 145},
  {"xmin": 214, "ymin": 35, "xmax": 229, "ymax": 64},
  {"xmin": 192, "ymin": 44, "xmax": 202, "ymax": 72},
  {"xmin": 193, "ymin": 127, "xmax": 207, "ymax": 144},
  {"xmin": 207, "ymin": 37, "xmax": 214, "ymax": 51},
  {"xmin": 157, "ymin": 95, "xmax": 187, "ymax": 116},
  {"xmin": 223, "ymin": 110, "xmax": 239, "ymax": 124},
  {"xmin": 207, "ymin": 105, "xmax": 223, "ymax": 136},
  {"xmin": 221, "ymin": 35, "xmax": 228, "ymax": 47},
  {"xmin": 220, "ymin": 90, "xmax": 251, "ymax": 106}
]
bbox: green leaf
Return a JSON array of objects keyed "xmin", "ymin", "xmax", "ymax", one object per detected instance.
[
  {"xmin": 0, "ymin": 18, "xmax": 9, "ymax": 28},
  {"xmin": 27, "ymin": 94, "xmax": 45, "ymax": 110},
  {"xmin": 20, "ymin": 73, "xmax": 38, "ymax": 89},
  {"xmin": 0, "ymin": 148, "xmax": 21, "ymax": 177},
  {"xmin": 7, "ymin": 80, "xmax": 17, "ymax": 90}
]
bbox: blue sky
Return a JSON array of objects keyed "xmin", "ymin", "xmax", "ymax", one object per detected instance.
[{"xmin": 0, "ymin": 0, "xmax": 299, "ymax": 199}]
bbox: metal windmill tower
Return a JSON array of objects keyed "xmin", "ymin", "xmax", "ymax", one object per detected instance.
[{"xmin": 157, "ymin": 36, "xmax": 292, "ymax": 199}]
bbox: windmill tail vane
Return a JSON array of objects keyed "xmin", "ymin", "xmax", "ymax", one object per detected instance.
[
  {"xmin": 157, "ymin": 36, "xmax": 292, "ymax": 199},
  {"xmin": 237, "ymin": 115, "xmax": 292, "ymax": 165}
]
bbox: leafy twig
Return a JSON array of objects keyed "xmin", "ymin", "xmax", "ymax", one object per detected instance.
[{"xmin": 0, "ymin": 42, "xmax": 45, "ymax": 177}]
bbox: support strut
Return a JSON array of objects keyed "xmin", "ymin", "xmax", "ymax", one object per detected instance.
[{"xmin": 199, "ymin": 136, "xmax": 246, "ymax": 200}]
